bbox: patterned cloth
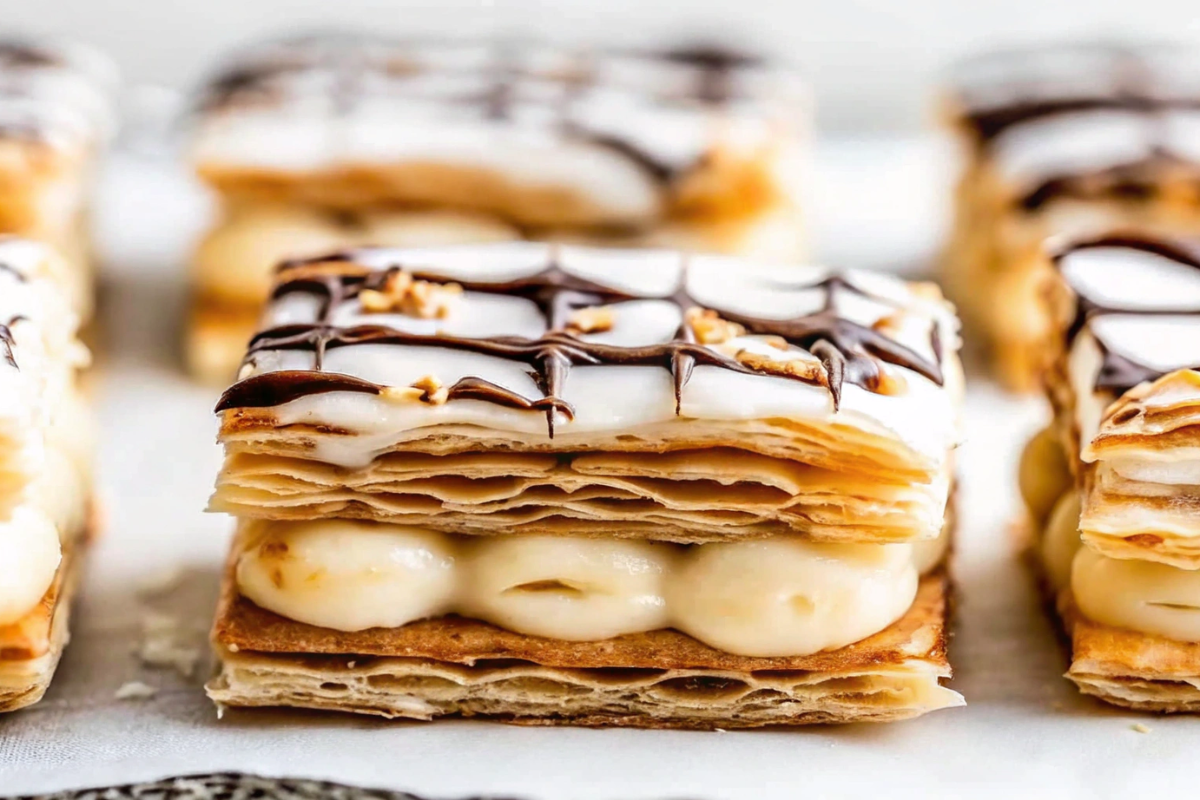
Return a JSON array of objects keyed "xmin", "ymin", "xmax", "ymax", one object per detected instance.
[{"xmin": 13, "ymin": 773, "xmax": 517, "ymax": 800}]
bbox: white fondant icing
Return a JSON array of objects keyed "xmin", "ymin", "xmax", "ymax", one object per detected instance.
[
  {"xmin": 192, "ymin": 37, "xmax": 803, "ymax": 224},
  {"xmin": 231, "ymin": 244, "xmax": 962, "ymax": 472}
]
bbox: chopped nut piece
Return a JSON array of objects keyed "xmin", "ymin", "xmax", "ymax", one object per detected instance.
[
  {"xmin": 872, "ymin": 312, "xmax": 909, "ymax": 338},
  {"xmin": 762, "ymin": 335, "xmax": 789, "ymax": 350},
  {"xmin": 734, "ymin": 349, "xmax": 824, "ymax": 383},
  {"xmin": 359, "ymin": 289, "xmax": 392, "ymax": 313},
  {"xmin": 874, "ymin": 367, "xmax": 909, "ymax": 396},
  {"xmin": 687, "ymin": 307, "xmax": 745, "ymax": 345},
  {"xmin": 383, "ymin": 269, "xmax": 414, "ymax": 296},
  {"xmin": 359, "ymin": 270, "xmax": 463, "ymax": 318},
  {"xmin": 379, "ymin": 376, "xmax": 452, "ymax": 405},
  {"xmin": 379, "ymin": 385, "xmax": 425, "ymax": 403},
  {"xmin": 411, "ymin": 374, "xmax": 443, "ymax": 394},
  {"xmin": 412, "ymin": 374, "xmax": 450, "ymax": 405},
  {"xmin": 565, "ymin": 306, "xmax": 615, "ymax": 334}
]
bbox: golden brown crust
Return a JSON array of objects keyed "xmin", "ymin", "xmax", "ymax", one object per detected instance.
[
  {"xmin": 197, "ymin": 150, "xmax": 785, "ymax": 231},
  {"xmin": 1027, "ymin": 523, "xmax": 1200, "ymax": 712},
  {"xmin": 1061, "ymin": 597, "xmax": 1200, "ymax": 712},
  {"xmin": 209, "ymin": 570, "xmax": 957, "ymax": 726},
  {"xmin": 0, "ymin": 542, "xmax": 81, "ymax": 712}
]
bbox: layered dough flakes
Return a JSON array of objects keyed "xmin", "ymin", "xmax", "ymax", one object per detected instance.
[{"xmin": 208, "ymin": 242, "xmax": 964, "ymax": 727}]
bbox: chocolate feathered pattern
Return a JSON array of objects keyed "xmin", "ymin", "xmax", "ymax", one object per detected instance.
[
  {"xmin": 196, "ymin": 34, "xmax": 764, "ymax": 185},
  {"xmin": 1054, "ymin": 234, "xmax": 1200, "ymax": 395},
  {"xmin": 0, "ymin": 261, "xmax": 27, "ymax": 369},
  {"xmin": 217, "ymin": 250, "xmax": 945, "ymax": 436},
  {"xmin": 955, "ymin": 43, "xmax": 1200, "ymax": 211}
]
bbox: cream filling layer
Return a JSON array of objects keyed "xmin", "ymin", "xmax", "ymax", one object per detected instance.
[
  {"xmin": 235, "ymin": 519, "xmax": 931, "ymax": 658},
  {"xmin": 0, "ymin": 504, "xmax": 61, "ymax": 626},
  {"xmin": 1073, "ymin": 547, "xmax": 1200, "ymax": 642},
  {"xmin": 0, "ymin": 438, "xmax": 91, "ymax": 627},
  {"xmin": 1041, "ymin": 490, "xmax": 1082, "ymax": 595}
]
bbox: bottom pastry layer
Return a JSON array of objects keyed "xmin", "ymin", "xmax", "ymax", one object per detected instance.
[
  {"xmin": 1026, "ymin": 509, "xmax": 1200, "ymax": 713},
  {"xmin": 1060, "ymin": 594, "xmax": 1200, "ymax": 713},
  {"xmin": 0, "ymin": 542, "xmax": 80, "ymax": 713},
  {"xmin": 208, "ymin": 571, "xmax": 960, "ymax": 727}
]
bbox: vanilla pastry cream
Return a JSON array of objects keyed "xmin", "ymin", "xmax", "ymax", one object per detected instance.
[
  {"xmin": 235, "ymin": 519, "xmax": 931, "ymax": 657},
  {"xmin": 236, "ymin": 519, "xmax": 458, "ymax": 632},
  {"xmin": 0, "ymin": 505, "xmax": 61, "ymax": 626},
  {"xmin": 1040, "ymin": 490, "xmax": 1082, "ymax": 594},
  {"xmin": 1072, "ymin": 547, "xmax": 1200, "ymax": 642}
]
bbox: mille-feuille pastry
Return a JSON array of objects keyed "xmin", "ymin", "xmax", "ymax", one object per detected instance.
[
  {"xmin": 1023, "ymin": 233, "xmax": 1200, "ymax": 710},
  {"xmin": 0, "ymin": 237, "xmax": 93, "ymax": 712},
  {"xmin": 941, "ymin": 41, "xmax": 1200, "ymax": 390},
  {"xmin": 185, "ymin": 33, "xmax": 807, "ymax": 384},
  {"xmin": 206, "ymin": 242, "xmax": 964, "ymax": 728},
  {"xmin": 0, "ymin": 39, "xmax": 116, "ymax": 321}
]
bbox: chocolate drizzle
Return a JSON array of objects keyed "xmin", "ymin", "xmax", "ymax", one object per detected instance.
[
  {"xmin": 198, "ymin": 34, "xmax": 777, "ymax": 186},
  {"xmin": 953, "ymin": 43, "xmax": 1200, "ymax": 210},
  {"xmin": 0, "ymin": 315, "xmax": 25, "ymax": 369},
  {"xmin": 0, "ymin": 42, "xmax": 59, "ymax": 69},
  {"xmin": 1054, "ymin": 234, "xmax": 1200, "ymax": 394},
  {"xmin": 217, "ymin": 248, "xmax": 946, "ymax": 435}
]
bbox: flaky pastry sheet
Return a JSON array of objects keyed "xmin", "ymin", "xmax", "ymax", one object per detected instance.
[{"xmin": 209, "ymin": 571, "xmax": 959, "ymax": 727}]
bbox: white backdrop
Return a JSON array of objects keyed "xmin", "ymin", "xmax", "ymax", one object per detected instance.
[{"xmin": 6, "ymin": 0, "xmax": 1200, "ymax": 130}]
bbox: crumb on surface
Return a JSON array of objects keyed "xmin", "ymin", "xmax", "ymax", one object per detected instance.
[
  {"xmin": 114, "ymin": 681, "xmax": 158, "ymax": 701},
  {"xmin": 1132, "ymin": 723, "xmax": 1151, "ymax": 734},
  {"xmin": 136, "ymin": 565, "xmax": 184, "ymax": 598},
  {"xmin": 139, "ymin": 612, "xmax": 202, "ymax": 678}
]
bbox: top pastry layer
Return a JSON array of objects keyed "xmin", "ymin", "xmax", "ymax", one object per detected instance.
[
  {"xmin": 947, "ymin": 41, "xmax": 1200, "ymax": 140},
  {"xmin": 216, "ymin": 242, "xmax": 963, "ymax": 482},
  {"xmin": 1041, "ymin": 235, "xmax": 1200, "ymax": 563},
  {"xmin": 0, "ymin": 38, "xmax": 116, "ymax": 157},
  {"xmin": 945, "ymin": 41, "xmax": 1200, "ymax": 211},
  {"xmin": 1048, "ymin": 235, "xmax": 1200, "ymax": 455},
  {"xmin": 189, "ymin": 34, "xmax": 806, "ymax": 228}
]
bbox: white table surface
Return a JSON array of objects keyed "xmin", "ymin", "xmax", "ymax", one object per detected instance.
[{"xmin": 1, "ymin": 139, "xmax": 1195, "ymax": 799}]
